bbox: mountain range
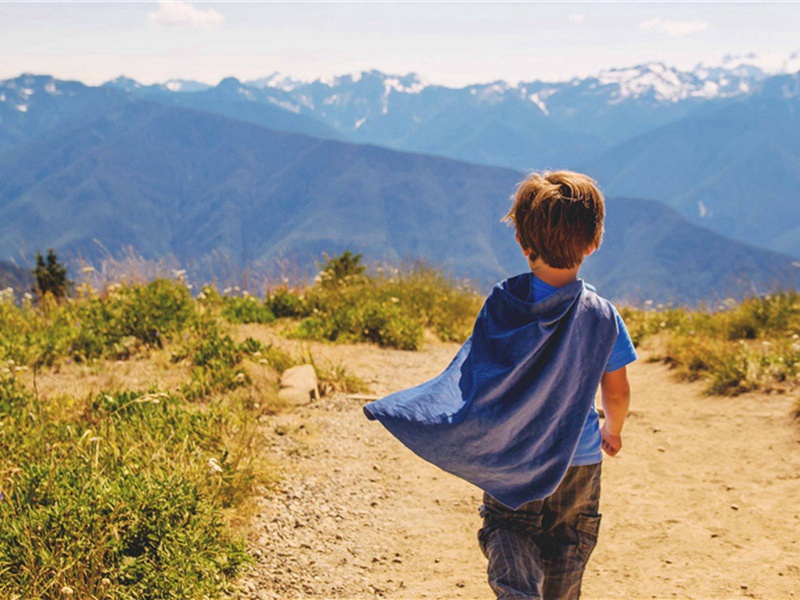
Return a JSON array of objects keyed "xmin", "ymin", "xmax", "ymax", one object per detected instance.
[{"xmin": 1, "ymin": 53, "xmax": 799, "ymax": 303}]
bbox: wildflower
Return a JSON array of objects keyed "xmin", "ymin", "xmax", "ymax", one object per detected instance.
[
  {"xmin": 644, "ymin": 300, "xmax": 654, "ymax": 306},
  {"xmin": 208, "ymin": 457, "xmax": 224, "ymax": 474},
  {"xmin": 172, "ymin": 269, "xmax": 187, "ymax": 279},
  {"xmin": 389, "ymin": 297, "xmax": 400, "ymax": 304},
  {"xmin": 61, "ymin": 586, "xmax": 74, "ymax": 596},
  {"xmin": 81, "ymin": 266, "xmax": 95, "ymax": 273},
  {"xmin": 234, "ymin": 372, "xmax": 246, "ymax": 381}
]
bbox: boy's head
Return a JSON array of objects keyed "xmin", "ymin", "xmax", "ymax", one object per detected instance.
[{"xmin": 504, "ymin": 170, "xmax": 605, "ymax": 270}]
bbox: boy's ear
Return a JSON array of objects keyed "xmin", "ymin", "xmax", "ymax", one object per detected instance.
[{"xmin": 584, "ymin": 243, "xmax": 597, "ymax": 257}]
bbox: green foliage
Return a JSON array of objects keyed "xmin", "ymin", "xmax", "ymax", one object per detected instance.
[
  {"xmin": 266, "ymin": 287, "xmax": 310, "ymax": 318},
  {"xmin": 317, "ymin": 250, "xmax": 368, "ymax": 288},
  {"xmin": 32, "ymin": 248, "xmax": 70, "ymax": 301},
  {"xmin": 220, "ymin": 295, "xmax": 276, "ymax": 324},
  {"xmin": 177, "ymin": 319, "xmax": 249, "ymax": 401},
  {"xmin": 0, "ymin": 381, "xmax": 261, "ymax": 599},
  {"xmin": 624, "ymin": 291, "xmax": 800, "ymax": 396},
  {"xmin": 0, "ymin": 279, "xmax": 194, "ymax": 367},
  {"xmin": 293, "ymin": 296, "xmax": 423, "ymax": 350},
  {"xmin": 239, "ymin": 337, "xmax": 300, "ymax": 374},
  {"xmin": 284, "ymin": 255, "xmax": 481, "ymax": 350}
]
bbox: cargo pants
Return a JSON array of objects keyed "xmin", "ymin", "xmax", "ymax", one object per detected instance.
[{"xmin": 478, "ymin": 463, "xmax": 602, "ymax": 600}]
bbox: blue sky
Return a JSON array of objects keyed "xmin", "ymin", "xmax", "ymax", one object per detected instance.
[{"xmin": 2, "ymin": 1, "xmax": 799, "ymax": 86}]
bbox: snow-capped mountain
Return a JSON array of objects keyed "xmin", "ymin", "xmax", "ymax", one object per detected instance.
[
  {"xmin": 0, "ymin": 73, "xmax": 128, "ymax": 154},
  {"xmin": 696, "ymin": 50, "xmax": 800, "ymax": 77}
]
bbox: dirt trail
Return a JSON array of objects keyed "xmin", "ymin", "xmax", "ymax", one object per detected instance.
[{"xmin": 236, "ymin": 337, "xmax": 800, "ymax": 600}]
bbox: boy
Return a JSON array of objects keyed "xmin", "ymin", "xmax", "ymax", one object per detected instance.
[{"xmin": 364, "ymin": 170, "xmax": 635, "ymax": 600}]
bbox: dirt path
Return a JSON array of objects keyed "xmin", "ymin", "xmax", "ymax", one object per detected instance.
[{"xmin": 235, "ymin": 337, "xmax": 800, "ymax": 600}]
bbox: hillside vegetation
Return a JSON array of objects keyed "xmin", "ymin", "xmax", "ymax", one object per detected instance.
[
  {"xmin": 623, "ymin": 292, "xmax": 800, "ymax": 400},
  {"xmin": 1, "ymin": 252, "xmax": 797, "ymax": 597},
  {"xmin": 0, "ymin": 255, "xmax": 479, "ymax": 598}
]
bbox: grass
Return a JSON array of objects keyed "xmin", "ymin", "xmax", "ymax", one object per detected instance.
[
  {"xmin": 621, "ymin": 292, "xmax": 800, "ymax": 402},
  {"xmin": 0, "ymin": 278, "xmax": 278, "ymax": 598},
  {"xmin": 0, "ymin": 253, "xmax": 477, "ymax": 597},
  {"xmin": 268, "ymin": 257, "xmax": 482, "ymax": 350}
]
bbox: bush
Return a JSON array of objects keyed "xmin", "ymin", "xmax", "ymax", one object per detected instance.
[
  {"xmin": 239, "ymin": 337, "xmax": 300, "ymax": 374},
  {"xmin": 627, "ymin": 291, "xmax": 800, "ymax": 396},
  {"xmin": 281, "ymin": 256, "xmax": 480, "ymax": 350},
  {"xmin": 221, "ymin": 296, "xmax": 275, "ymax": 324},
  {"xmin": 266, "ymin": 287, "xmax": 310, "ymax": 318},
  {"xmin": 0, "ymin": 383, "xmax": 259, "ymax": 598},
  {"xmin": 179, "ymin": 319, "xmax": 249, "ymax": 400}
]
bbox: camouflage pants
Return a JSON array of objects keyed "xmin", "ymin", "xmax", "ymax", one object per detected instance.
[{"xmin": 478, "ymin": 463, "xmax": 602, "ymax": 600}]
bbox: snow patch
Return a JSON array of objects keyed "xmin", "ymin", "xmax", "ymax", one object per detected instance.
[
  {"xmin": 528, "ymin": 92, "xmax": 549, "ymax": 115},
  {"xmin": 354, "ymin": 116, "xmax": 367, "ymax": 129},
  {"xmin": 698, "ymin": 201, "xmax": 711, "ymax": 218},
  {"xmin": 266, "ymin": 97, "xmax": 301, "ymax": 114},
  {"xmin": 16, "ymin": 104, "xmax": 28, "ymax": 112}
]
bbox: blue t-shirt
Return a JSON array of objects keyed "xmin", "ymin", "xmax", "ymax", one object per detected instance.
[{"xmin": 527, "ymin": 275, "xmax": 637, "ymax": 465}]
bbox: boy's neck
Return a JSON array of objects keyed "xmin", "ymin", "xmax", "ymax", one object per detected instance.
[{"xmin": 527, "ymin": 257, "xmax": 581, "ymax": 288}]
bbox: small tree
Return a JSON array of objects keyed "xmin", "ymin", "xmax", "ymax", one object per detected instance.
[
  {"xmin": 318, "ymin": 250, "xmax": 368, "ymax": 288},
  {"xmin": 33, "ymin": 248, "xmax": 70, "ymax": 300}
]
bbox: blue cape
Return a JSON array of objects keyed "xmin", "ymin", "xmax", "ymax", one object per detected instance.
[{"xmin": 363, "ymin": 273, "xmax": 618, "ymax": 509}]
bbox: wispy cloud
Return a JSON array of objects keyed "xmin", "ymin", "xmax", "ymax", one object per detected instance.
[
  {"xmin": 568, "ymin": 14, "xmax": 586, "ymax": 24},
  {"xmin": 639, "ymin": 17, "xmax": 708, "ymax": 37},
  {"xmin": 148, "ymin": 0, "xmax": 225, "ymax": 31}
]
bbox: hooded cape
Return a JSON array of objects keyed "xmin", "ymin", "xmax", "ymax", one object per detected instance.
[{"xmin": 363, "ymin": 273, "xmax": 618, "ymax": 510}]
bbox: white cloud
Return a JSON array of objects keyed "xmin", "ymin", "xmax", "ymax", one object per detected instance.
[
  {"xmin": 148, "ymin": 0, "xmax": 225, "ymax": 31},
  {"xmin": 568, "ymin": 14, "xmax": 586, "ymax": 24},
  {"xmin": 639, "ymin": 17, "xmax": 708, "ymax": 37}
]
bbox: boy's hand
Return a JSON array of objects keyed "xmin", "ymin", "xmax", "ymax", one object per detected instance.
[
  {"xmin": 600, "ymin": 423, "xmax": 622, "ymax": 457},
  {"xmin": 600, "ymin": 367, "xmax": 630, "ymax": 458}
]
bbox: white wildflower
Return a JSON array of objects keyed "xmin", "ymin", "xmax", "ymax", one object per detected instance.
[
  {"xmin": 389, "ymin": 297, "xmax": 399, "ymax": 304},
  {"xmin": 208, "ymin": 457, "xmax": 224, "ymax": 474}
]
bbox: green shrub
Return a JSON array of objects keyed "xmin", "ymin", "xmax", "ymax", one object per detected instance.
[
  {"xmin": 181, "ymin": 320, "xmax": 249, "ymax": 401},
  {"xmin": 627, "ymin": 291, "xmax": 800, "ymax": 396},
  {"xmin": 239, "ymin": 337, "xmax": 300, "ymax": 373},
  {"xmin": 266, "ymin": 287, "xmax": 310, "ymax": 318},
  {"xmin": 0, "ymin": 383, "xmax": 259, "ymax": 599},
  {"xmin": 221, "ymin": 296, "xmax": 275, "ymax": 324}
]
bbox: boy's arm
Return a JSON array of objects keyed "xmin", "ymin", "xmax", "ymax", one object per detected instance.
[{"xmin": 600, "ymin": 366, "xmax": 631, "ymax": 457}]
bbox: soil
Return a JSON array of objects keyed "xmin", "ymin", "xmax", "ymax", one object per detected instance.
[{"xmin": 234, "ymin": 335, "xmax": 800, "ymax": 600}]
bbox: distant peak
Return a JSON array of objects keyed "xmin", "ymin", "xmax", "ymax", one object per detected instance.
[
  {"xmin": 103, "ymin": 76, "xmax": 142, "ymax": 91},
  {"xmin": 217, "ymin": 76, "xmax": 243, "ymax": 88},
  {"xmin": 160, "ymin": 79, "xmax": 210, "ymax": 93}
]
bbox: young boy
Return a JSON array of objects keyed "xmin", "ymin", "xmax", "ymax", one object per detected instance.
[{"xmin": 364, "ymin": 170, "xmax": 635, "ymax": 600}]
